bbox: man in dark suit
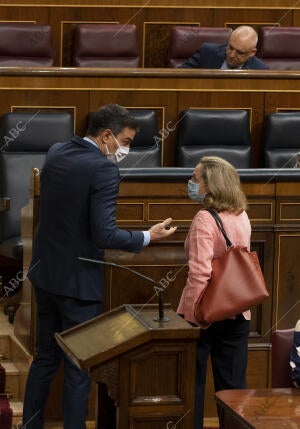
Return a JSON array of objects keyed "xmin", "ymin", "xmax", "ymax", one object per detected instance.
[
  {"xmin": 179, "ymin": 25, "xmax": 269, "ymax": 70},
  {"xmin": 22, "ymin": 104, "xmax": 177, "ymax": 429}
]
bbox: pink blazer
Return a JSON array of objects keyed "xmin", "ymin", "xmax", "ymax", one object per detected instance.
[{"xmin": 177, "ymin": 209, "xmax": 251, "ymax": 325}]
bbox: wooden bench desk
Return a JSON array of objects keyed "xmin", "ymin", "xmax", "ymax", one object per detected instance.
[{"xmin": 216, "ymin": 388, "xmax": 300, "ymax": 429}]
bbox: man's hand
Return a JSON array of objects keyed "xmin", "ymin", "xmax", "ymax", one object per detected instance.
[{"xmin": 148, "ymin": 217, "xmax": 177, "ymax": 241}]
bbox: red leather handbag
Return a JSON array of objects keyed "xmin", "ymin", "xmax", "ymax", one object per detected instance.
[{"xmin": 194, "ymin": 210, "xmax": 269, "ymax": 324}]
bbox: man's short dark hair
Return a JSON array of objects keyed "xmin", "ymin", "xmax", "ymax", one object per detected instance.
[{"xmin": 86, "ymin": 104, "xmax": 138, "ymax": 137}]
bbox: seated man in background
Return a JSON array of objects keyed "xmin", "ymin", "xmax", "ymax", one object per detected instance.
[{"xmin": 179, "ymin": 25, "xmax": 269, "ymax": 70}]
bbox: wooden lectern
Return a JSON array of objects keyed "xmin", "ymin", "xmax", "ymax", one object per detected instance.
[{"xmin": 55, "ymin": 304, "xmax": 199, "ymax": 429}]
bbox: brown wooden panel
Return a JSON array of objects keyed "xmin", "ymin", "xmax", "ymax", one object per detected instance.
[
  {"xmin": 265, "ymin": 93, "xmax": 300, "ymax": 118},
  {"xmin": 149, "ymin": 202, "xmax": 199, "ymax": 222},
  {"xmin": 249, "ymin": 231, "xmax": 274, "ymax": 342},
  {"xmin": 0, "ymin": 0, "xmax": 298, "ymax": 68},
  {"xmin": 203, "ymin": 356, "xmax": 217, "ymax": 417},
  {"xmin": 129, "ymin": 345, "xmax": 184, "ymax": 403},
  {"xmin": 89, "ymin": 92, "xmax": 168, "ymax": 122},
  {"xmin": 280, "ymin": 202, "xmax": 300, "ymax": 222},
  {"xmin": 116, "ymin": 203, "xmax": 144, "ymax": 222},
  {"xmin": 294, "ymin": 10, "xmax": 300, "ymax": 26},
  {"xmin": 242, "ymin": 183, "xmax": 275, "ymax": 198},
  {"xmin": 214, "ymin": 9, "xmax": 293, "ymax": 28},
  {"xmin": 120, "ymin": 339, "xmax": 196, "ymax": 428},
  {"xmin": 105, "ymin": 261, "xmax": 189, "ymax": 312},
  {"xmin": 247, "ymin": 349, "xmax": 270, "ymax": 388},
  {"xmin": 119, "ymin": 182, "xmax": 188, "ymax": 199},
  {"xmin": 130, "ymin": 415, "xmax": 185, "ymax": 429},
  {"xmin": 276, "ymin": 183, "xmax": 300, "ymax": 198},
  {"xmin": 274, "ymin": 234, "xmax": 300, "ymax": 329},
  {"xmin": 144, "ymin": 22, "xmax": 173, "ymax": 68},
  {"xmin": 0, "ymin": 89, "xmax": 89, "ymax": 137},
  {"xmin": 276, "ymin": 186, "xmax": 300, "ymax": 223},
  {"xmin": 105, "ymin": 244, "xmax": 188, "ymax": 311},
  {"xmin": 143, "ymin": 22, "xmax": 201, "ymax": 68},
  {"xmin": 0, "ymin": 8, "xmax": 49, "ymax": 25},
  {"xmin": 247, "ymin": 201, "xmax": 273, "ymax": 223},
  {"xmin": 0, "ymin": 0, "xmax": 298, "ymax": 5}
]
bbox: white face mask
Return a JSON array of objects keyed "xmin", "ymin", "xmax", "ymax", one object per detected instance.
[{"xmin": 105, "ymin": 132, "xmax": 129, "ymax": 164}]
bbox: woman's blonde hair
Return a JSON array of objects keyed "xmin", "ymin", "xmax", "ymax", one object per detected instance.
[{"xmin": 200, "ymin": 156, "xmax": 247, "ymax": 212}]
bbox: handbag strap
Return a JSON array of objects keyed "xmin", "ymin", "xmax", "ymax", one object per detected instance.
[{"xmin": 205, "ymin": 209, "xmax": 233, "ymax": 249}]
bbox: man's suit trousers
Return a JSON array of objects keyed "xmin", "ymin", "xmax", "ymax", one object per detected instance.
[{"xmin": 23, "ymin": 287, "xmax": 103, "ymax": 429}]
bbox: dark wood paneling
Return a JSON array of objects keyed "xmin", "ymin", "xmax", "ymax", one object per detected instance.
[
  {"xmin": 116, "ymin": 203, "xmax": 144, "ymax": 222},
  {"xmin": 120, "ymin": 339, "xmax": 196, "ymax": 428},
  {"xmin": 247, "ymin": 349, "xmax": 270, "ymax": 388},
  {"xmin": 105, "ymin": 244, "xmax": 188, "ymax": 312},
  {"xmin": 214, "ymin": 9, "xmax": 293, "ymax": 29},
  {"xmin": 0, "ymin": 68, "xmax": 300, "ymax": 166},
  {"xmin": 249, "ymin": 231, "xmax": 274, "ymax": 341},
  {"xmin": 6, "ymin": 65, "xmax": 299, "ymax": 420},
  {"xmin": 130, "ymin": 415, "xmax": 184, "ymax": 429},
  {"xmin": 18, "ymin": 169, "xmax": 300, "ymax": 420},
  {"xmin": 265, "ymin": 93, "xmax": 300, "ymax": 118},
  {"xmin": 279, "ymin": 202, "xmax": 300, "ymax": 222},
  {"xmin": 149, "ymin": 202, "xmax": 199, "ymax": 221},
  {"xmin": 129, "ymin": 345, "xmax": 184, "ymax": 402},
  {"xmin": 273, "ymin": 233, "xmax": 300, "ymax": 330},
  {"xmin": 0, "ymin": 1, "xmax": 298, "ymax": 67},
  {"xmin": 247, "ymin": 201, "xmax": 274, "ymax": 223},
  {"xmin": 0, "ymin": 89, "xmax": 89, "ymax": 137}
]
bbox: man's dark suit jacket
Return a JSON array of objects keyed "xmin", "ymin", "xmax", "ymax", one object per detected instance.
[
  {"xmin": 179, "ymin": 43, "xmax": 269, "ymax": 70},
  {"xmin": 28, "ymin": 136, "xmax": 144, "ymax": 301}
]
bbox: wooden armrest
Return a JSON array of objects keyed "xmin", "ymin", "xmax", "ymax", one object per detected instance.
[{"xmin": 0, "ymin": 197, "xmax": 10, "ymax": 211}]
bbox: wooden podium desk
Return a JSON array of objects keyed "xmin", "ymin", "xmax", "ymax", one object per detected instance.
[
  {"xmin": 216, "ymin": 388, "xmax": 300, "ymax": 429},
  {"xmin": 56, "ymin": 304, "xmax": 200, "ymax": 429}
]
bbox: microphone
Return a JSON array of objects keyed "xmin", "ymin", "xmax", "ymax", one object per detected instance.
[{"xmin": 78, "ymin": 256, "xmax": 169, "ymax": 322}]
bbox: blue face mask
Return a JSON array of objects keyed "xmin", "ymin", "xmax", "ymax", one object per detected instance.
[{"xmin": 188, "ymin": 179, "xmax": 205, "ymax": 202}]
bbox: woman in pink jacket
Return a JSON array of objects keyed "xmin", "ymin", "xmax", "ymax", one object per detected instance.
[{"xmin": 177, "ymin": 156, "xmax": 251, "ymax": 429}]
